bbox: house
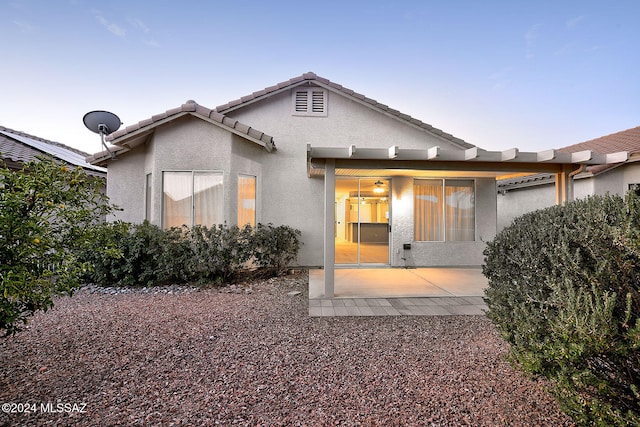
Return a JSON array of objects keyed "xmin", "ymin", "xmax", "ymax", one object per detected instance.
[
  {"xmin": 87, "ymin": 72, "xmax": 626, "ymax": 297},
  {"xmin": 0, "ymin": 125, "xmax": 106, "ymax": 178},
  {"xmin": 497, "ymin": 126, "xmax": 640, "ymax": 230}
]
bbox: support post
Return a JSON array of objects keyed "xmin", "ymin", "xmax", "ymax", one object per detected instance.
[
  {"xmin": 555, "ymin": 164, "xmax": 573, "ymax": 204},
  {"xmin": 323, "ymin": 160, "xmax": 335, "ymax": 298}
]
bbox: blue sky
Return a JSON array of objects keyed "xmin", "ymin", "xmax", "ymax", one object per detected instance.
[{"xmin": 2, "ymin": 0, "xmax": 638, "ymax": 154}]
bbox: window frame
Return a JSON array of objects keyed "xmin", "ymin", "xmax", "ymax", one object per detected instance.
[
  {"xmin": 237, "ymin": 173, "xmax": 257, "ymax": 227},
  {"xmin": 413, "ymin": 178, "xmax": 476, "ymax": 242},
  {"xmin": 161, "ymin": 170, "xmax": 224, "ymax": 229}
]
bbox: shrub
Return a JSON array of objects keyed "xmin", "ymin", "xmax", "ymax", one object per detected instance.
[
  {"xmin": 483, "ymin": 192, "xmax": 640, "ymax": 426},
  {"xmin": 0, "ymin": 157, "xmax": 114, "ymax": 336},
  {"xmin": 80, "ymin": 221, "xmax": 192, "ymax": 287},
  {"xmin": 251, "ymin": 223, "xmax": 302, "ymax": 275},
  {"xmin": 81, "ymin": 222, "xmax": 302, "ymax": 287},
  {"xmin": 187, "ymin": 224, "xmax": 253, "ymax": 283}
]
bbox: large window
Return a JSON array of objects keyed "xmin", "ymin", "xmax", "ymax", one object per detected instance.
[
  {"xmin": 237, "ymin": 174, "xmax": 256, "ymax": 227},
  {"xmin": 162, "ymin": 171, "xmax": 223, "ymax": 229},
  {"xmin": 414, "ymin": 179, "xmax": 475, "ymax": 241}
]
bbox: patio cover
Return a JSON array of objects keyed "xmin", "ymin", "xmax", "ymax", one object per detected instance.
[{"xmin": 307, "ymin": 144, "xmax": 629, "ymax": 297}]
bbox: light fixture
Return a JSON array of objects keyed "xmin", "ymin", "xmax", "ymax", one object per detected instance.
[{"xmin": 373, "ymin": 180, "xmax": 385, "ymax": 194}]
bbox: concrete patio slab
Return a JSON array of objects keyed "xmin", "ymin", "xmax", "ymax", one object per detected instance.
[{"xmin": 308, "ymin": 268, "xmax": 489, "ymax": 317}]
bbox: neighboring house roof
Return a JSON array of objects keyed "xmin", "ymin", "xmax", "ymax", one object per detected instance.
[
  {"xmin": 215, "ymin": 72, "xmax": 475, "ymax": 151},
  {"xmin": 497, "ymin": 125, "xmax": 640, "ymax": 191},
  {"xmin": 0, "ymin": 126, "xmax": 106, "ymax": 176},
  {"xmin": 559, "ymin": 125, "xmax": 640, "ymax": 176},
  {"xmin": 89, "ymin": 100, "xmax": 275, "ymax": 165}
]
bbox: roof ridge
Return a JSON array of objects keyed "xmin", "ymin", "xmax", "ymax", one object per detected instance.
[
  {"xmin": 0, "ymin": 125, "xmax": 91, "ymax": 157},
  {"xmin": 214, "ymin": 72, "xmax": 475, "ymax": 150}
]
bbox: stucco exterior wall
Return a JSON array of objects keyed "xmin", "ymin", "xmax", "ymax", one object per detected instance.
[
  {"xmin": 225, "ymin": 88, "xmax": 489, "ymax": 267},
  {"xmin": 496, "ymin": 163, "xmax": 640, "ymax": 231},
  {"xmin": 106, "ymin": 144, "xmax": 147, "ymax": 223},
  {"xmin": 497, "ymin": 183, "xmax": 556, "ymax": 230},
  {"xmin": 389, "ymin": 177, "xmax": 495, "ymax": 267}
]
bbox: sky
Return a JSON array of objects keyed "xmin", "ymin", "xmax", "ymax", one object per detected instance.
[{"xmin": 1, "ymin": 0, "xmax": 639, "ymax": 155}]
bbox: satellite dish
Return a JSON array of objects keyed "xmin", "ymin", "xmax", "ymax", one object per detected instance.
[{"xmin": 83, "ymin": 110, "xmax": 121, "ymax": 159}]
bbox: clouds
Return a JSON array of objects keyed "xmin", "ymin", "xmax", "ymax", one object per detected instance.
[
  {"xmin": 566, "ymin": 15, "xmax": 584, "ymax": 29},
  {"xmin": 95, "ymin": 14, "xmax": 126, "ymax": 38},
  {"xmin": 92, "ymin": 10, "xmax": 158, "ymax": 46},
  {"xmin": 524, "ymin": 24, "xmax": 542, "ymax": 59}
]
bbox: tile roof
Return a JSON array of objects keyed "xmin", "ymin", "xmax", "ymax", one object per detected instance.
[
  {"xmin": 498, "ymin": 125, "xmax": 640, "ymax": 189},
  {"xmin": 214, "ymin": 72, "xmax": 475, "ymax": 150},
  {"xmin": 104, "ymin": 100, "xmax": 275, "ymax": 151},
  {"xmin": 0, "ymin": 125, "xmax": 106, "ymax": 175},
  {"xmin": 558, "ymin": 126, "xmax": 640, "ymax": 155},
  {"xmin": 558, "ymin": 126, "xmax": 640, "ymax": 175}
]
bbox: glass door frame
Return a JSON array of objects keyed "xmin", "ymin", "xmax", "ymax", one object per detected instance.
[{"xmin": 334, "ymin": 177, "xmax": 391, "ymax": 266}]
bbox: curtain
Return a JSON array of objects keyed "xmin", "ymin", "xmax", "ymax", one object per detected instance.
[
  {"xmin": 162, "ymin": 172, "xmax": 192, "ymax": 228},
  {"xmin": 445, "ymin": 180, "xmax": 475, "ymax": 241},
  {"xmin": 414, "ymin": 180, "xmax": 443, "ymax": 241},
  {"xmin": 194, "ymin": 172, "xmax": 223, "ymax": 227},
  {"xmin": 237, "ymin": 175, "xmax": 256, "ymax": 227},
  {"xmin": 163, "ymin": 171, "xmax": 224, "ymax": 229}
]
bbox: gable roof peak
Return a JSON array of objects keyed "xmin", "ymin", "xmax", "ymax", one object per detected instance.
[{"xmin": 215, "ymin": 72, "xmax": 475, "ymax": 150}]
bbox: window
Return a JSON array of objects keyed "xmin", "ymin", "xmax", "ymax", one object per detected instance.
[
  {"xmin": 414, "ymin": 179, "xmax": 475, "ymax": 241},
  {"xmin": 238, "ymin": 175, "xmax": 256, "ymax": 227},
  {"xmin": 145, "ymin": 173, "xmax": 152, "ymax": 221},
  {"xmin": 292, "ymin": 88, "xmax": 327, "ymax": 116},
  {"xmin": 162, "ymin": 171, "xmax": 223, "ymax": 229}
]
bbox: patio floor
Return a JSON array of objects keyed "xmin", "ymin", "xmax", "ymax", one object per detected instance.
[{"xmin": 308, "ymin": 268, "xmax": 488, "ymax": 317}]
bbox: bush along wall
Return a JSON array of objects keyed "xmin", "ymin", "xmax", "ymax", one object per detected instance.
[
  {"xmin": 483, "ymin": 192, "xmax": 640, "ymax": 426},
  {"xmin": 81, "ymin": 222, "xmax": 301, "ymax": 288}
]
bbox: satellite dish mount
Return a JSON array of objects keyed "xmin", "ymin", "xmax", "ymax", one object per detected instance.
[{"xmin": 83, "ymin": 110, "xmax": 121, "ymax": 159}]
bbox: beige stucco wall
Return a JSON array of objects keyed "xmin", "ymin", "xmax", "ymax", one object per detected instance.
[
  {"xmin": 107, "ymin": 116, "xmax": 265, "ymax": 228},
  {"xmin": 106, "ymin": 86, "xmax": 502, "ymax": 268},
  {"xmin": 496, "ymin": 163, "xmax": 640, "ymax": 231},
  {"xmin": 389, "ymin": 177, "xmax": 496, "ymax": 267},
  {"xmin": 227, "ymin": 88, "xmax": 496, "ymax": 267}
]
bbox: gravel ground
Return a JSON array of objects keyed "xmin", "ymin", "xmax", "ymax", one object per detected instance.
[{"xmin": 0, "ymin": 271, "xmax": 574, "ymax": 426}]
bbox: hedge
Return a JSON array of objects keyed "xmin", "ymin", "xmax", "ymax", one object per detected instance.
[{"xmin": 79, "ymin": 222, "xmax": 301, "ymax": 287}]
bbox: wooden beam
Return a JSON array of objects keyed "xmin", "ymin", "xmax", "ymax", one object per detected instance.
[
  {"xmin": 388, "ymin": 145, "xmax": 399, "ymax": 159},
  {"xmin": 427, "ymin": 146, "xmax": 440, "ymax": 159}
]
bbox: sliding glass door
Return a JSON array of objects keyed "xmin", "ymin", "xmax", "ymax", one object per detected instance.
[{"xmin": 335, "ymin": 178, "xmax": 390, "ymax": 265}]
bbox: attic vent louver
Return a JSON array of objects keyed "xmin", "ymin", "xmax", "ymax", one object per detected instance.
[{"xmin": 292, "ymin": 88, "xmax": 327, "ymax": 116}]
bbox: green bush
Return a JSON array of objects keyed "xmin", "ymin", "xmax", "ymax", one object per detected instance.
[
  {"xmin": 251, "ymin": 223, "xmax": 302, "ymax": 275},
  {"xmin": 483, "ymin": 192, "xmax": 640, "ymax": 426},
  {"xmin": 188, "ymin": 224, "xmax": 253, "ymax": 283},
  {"xmin": 0, "ymin": 157, "xmax": 114, "ymax": 336},
  {"xmin": 81, "ymin": 222, "xmax": 302, "ymax": 287}
]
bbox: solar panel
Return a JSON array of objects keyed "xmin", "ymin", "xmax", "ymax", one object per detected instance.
[{"xmin": 0, "ymin": 130, "xmax": 106, "ymax": 173}]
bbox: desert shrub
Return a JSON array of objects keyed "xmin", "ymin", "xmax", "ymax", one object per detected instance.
[
  {"xmin": 80, "ymin": 221, "xmax": 191, "ymax": 287},
  {"xmin": 81, "ymin": 222, "xmax": 302, "ymax": 287},
  {"xmin": 187, "ymin": 224, "xmax": 253, "ymax": 283},
  {"xmin": 251, "ymin": 223, "xmax": 302, "ymax": 275},
  {"xmin": 0, "ymin": 157, "xmax": 114, "ymax": 336},
  {"xmin": 483, "ymin": 192, "xmax": 640, "ymax": 426}
]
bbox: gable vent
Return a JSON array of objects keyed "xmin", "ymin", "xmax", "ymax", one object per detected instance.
[
  {"xmin": 295, "ymin": 90, "xmax": 308, "ymax": 112},
  {"xmin": 292, "ymin": 88, "xmax": 327, "ymax": 116}
]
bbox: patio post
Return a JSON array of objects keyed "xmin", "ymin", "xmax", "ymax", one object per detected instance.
[
  {"xmin": 324, "ymin": 159, "xmax": 335, "ymax": 297},
  {"xmin": 555, "ymin": 164, "xmax": 573, "ymax": 204}
]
